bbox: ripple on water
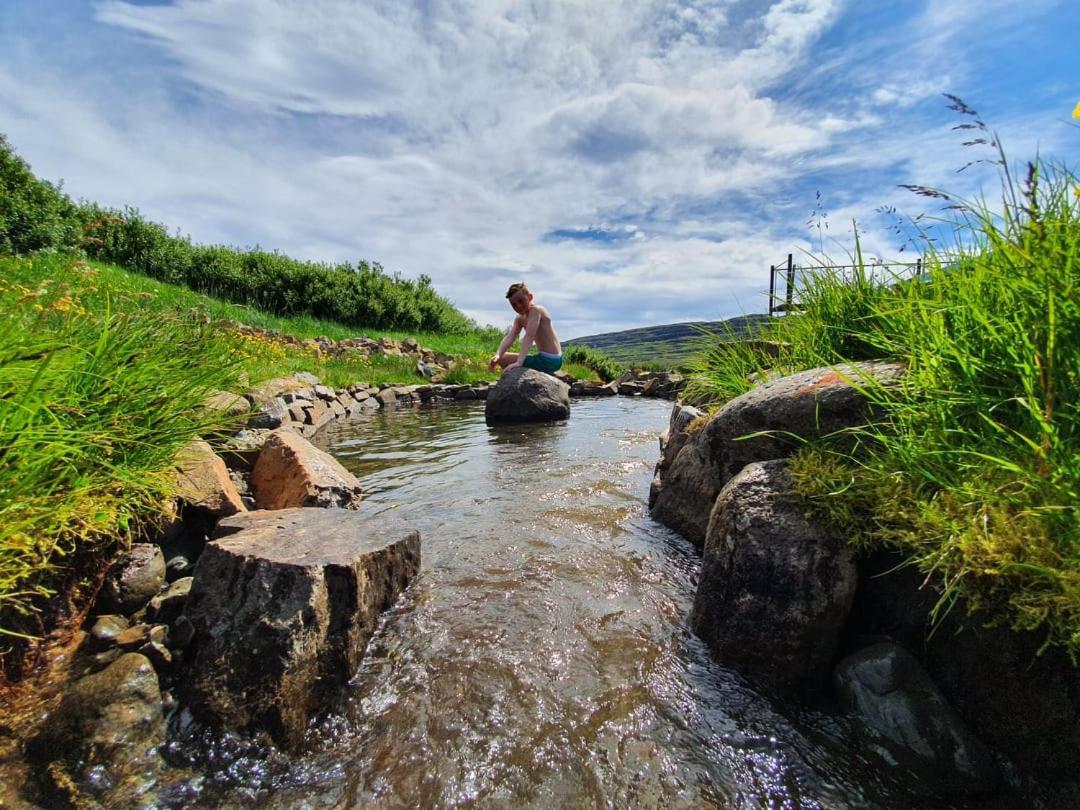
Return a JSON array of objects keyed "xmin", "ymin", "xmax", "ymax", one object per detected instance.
[{"xmin": 161, "ymin": 398, "xmax": 927, "ymax": 808}]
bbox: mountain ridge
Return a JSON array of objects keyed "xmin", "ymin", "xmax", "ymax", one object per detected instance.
[{"xmin": 565, "ymin": 313, "xmax": 771, "ymax": 367}]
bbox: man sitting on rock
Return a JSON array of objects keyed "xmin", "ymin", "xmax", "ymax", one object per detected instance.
[{"xmin": 488, "ymin": 282, "xmax": 563, "ymax": 375}]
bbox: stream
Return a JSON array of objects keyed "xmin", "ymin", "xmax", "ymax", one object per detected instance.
[{"xmin": 154, "ymin": 396, "xmax": 929, "ymax": 808}]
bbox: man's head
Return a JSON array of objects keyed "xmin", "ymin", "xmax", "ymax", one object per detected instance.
[{"xmin": 506, "ymin": 282, "xmax": 532, "ymax": 315}]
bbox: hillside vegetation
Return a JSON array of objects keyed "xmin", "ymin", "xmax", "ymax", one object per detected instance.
[
  {"xmin": 687, "ymin": 154, "xmax": 1080, "ymax": 657},
  {"xmin": 565, "ymin": 314, "xmax": 770, "ymax": 369}
]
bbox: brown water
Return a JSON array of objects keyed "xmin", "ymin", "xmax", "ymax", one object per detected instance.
[{"xmin": 162, "ymin": 397, "xmax": 919, "ymax": 808}]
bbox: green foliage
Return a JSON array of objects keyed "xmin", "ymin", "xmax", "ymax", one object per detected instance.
[
  {"xmin": 78, "ymin": 203, "xmax": 474, "ymax": 334},
  {"xmin": 0, "ymin": 134, "xmax": 81, "ymax": 255},
  {"xmin": 0, "ymin": 255, "xmax": 242, "ymax": 647},
  {"xmin": 0, "ymin": 134, "xmax": 475, "ymax": 335},
  {"xmin": 563, "ymin": 344, "xmax": 624, "ymax": 382},
  {"xmin": 696, "ymin": 157, "xmax": 1080, "ymax": 656}
]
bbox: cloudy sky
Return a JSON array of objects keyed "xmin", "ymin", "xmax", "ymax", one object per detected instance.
[{"xmin": 2, "ymin": 1, "xmax": 1076, "ymax": 337}]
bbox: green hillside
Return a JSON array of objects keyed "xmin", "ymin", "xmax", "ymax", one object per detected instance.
[{"xmin": 564, "ymin": 314, "xmax": 772, "ymax": 368}]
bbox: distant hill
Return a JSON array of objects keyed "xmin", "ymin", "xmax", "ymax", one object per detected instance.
[{"xmin": 565, "ymin": 314, "xmax": 772, "ymax": 368}]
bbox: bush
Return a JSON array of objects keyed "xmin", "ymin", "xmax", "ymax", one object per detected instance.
[
  {"xmin": 563, "ymin": 344, "xmax": 624, "ymax": 382},
  {"xmin": 0, "ymin": 134, "xmax": 81, "ymax": 255}
]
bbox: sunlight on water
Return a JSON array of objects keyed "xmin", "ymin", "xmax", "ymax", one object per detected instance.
[{"xmin": 164, "ymin": 398, "xmax": 912, "ymax": 808}]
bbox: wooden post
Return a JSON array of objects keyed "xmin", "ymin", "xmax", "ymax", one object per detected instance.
[{"xmin": 784, "ymin": 254, "xmax": 795, "ymax": 312}]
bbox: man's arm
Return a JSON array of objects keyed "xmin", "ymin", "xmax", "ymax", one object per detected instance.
[
  {"xmin": 489, "ymin": 318, "xmax": 522, "ymax": 369},
  {"xmin": 507, "ymin": 309, "xmax": 540, "ymax": 368}
]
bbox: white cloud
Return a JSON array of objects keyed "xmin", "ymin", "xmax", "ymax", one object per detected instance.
[{"xmin": 0, "ymin": 0, "xmax": 1070, "ymax": 337}]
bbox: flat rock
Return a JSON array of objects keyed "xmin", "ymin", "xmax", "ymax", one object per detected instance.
[
  {"xmin": 181, "ymin": 508, "xmax": 421, "ymax": 750},
  {"xmin": 250, "ymin": 428, "xmax": 363, "ymax": 509},
  {"xmin": 485, "ymin": 367, "xmax": 570, "ymax": 425}
]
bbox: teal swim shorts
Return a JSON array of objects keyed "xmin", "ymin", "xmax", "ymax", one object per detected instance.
[{"xmin": 522, "ymin": 351, "xmax": 563, "ymax": 374}]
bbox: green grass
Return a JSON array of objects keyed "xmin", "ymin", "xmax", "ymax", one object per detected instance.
[
  {"xmin": 0, "ymin": 253, "xmax": 611, "ymax": 664},
  {"xmin": 689, "ymin": 157, "xmax": 1080, "ymax": 657},
  {"xmin": 0, "ymin": 255, "xmax": 243, "ymax": 656}
]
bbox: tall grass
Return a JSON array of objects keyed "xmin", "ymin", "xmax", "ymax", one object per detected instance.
[
  {"xmin": 690, "ymin": 156, "xmax": 1080, "ymax": 656},
  {"xmin": 0, "ymin": 257, "xmax": 242, "ymax": 666}
]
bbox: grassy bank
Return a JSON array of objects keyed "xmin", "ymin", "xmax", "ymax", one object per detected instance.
[
  {"xmin": 0, "ymin": 251, "xmax": 607, "ymax": 663},
  {"xmin": 687, "ymin": 158, "xmax": 1080, "ymax": 657}
]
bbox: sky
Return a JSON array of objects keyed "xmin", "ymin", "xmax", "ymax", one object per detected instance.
[{"xmin": 1, "ymin": 1, "xmax": 1077, "ymax": 338}]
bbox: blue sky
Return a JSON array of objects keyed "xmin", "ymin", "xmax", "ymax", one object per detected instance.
[{"xmin": 1, "ymin": 0, "xmax": 1076, "ymax": 337}]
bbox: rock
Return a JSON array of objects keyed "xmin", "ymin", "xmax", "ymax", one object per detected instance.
[
  {"xmin": 293, "ymin": 371, "xmax": 322, "ymax": 386},
  {"xmin": 651, "ymin": 361, "xmax": 906, "ymax": 548},
  {"xmin": 835, "ymin": 642, "xmax": 999, "ymax": 797},
  {"xmin": 145, "ymin": 577, "xmax": 193, "ymax": 626},
  {"xmin": 170, "ymin": 615, "xmax": 195, "ymax": 649},
  {"xmin": 689, "ymin": 460, "xmax": 857, "ymax": 698},
  {"xmin": 89, "ymin": 614, "xmax": 130, "ymax": 650},
  {"xmin": 181, "ymin": 508, "xmax": 421, "ymax": 750},
  {"xmin": 29, "ymin": 653, "xmax": 165, "ymax": 808},
  {"xmin": 99, "ymin": 544, "xmax": 166, "ymax": 615},
  {"xmin": 847, "ymin": 550, "xmax": 1080, "ymax": 777},
  {"xmin": 245, "ymin": 376, "xmax": 309, "ymax": 407},
  {"xmin": 250, "ymin": 428, "xmax": 363, "ymax": 510},
  {"xmin": 202, "ymin": 389, "xmax": 251, "ymax": 418},
  {"xmin": 166, "ymin": 554, "xmax": 194, "ymax": 581},
  {"xmin": 247, "ymin": 396, "xmax": 290, "ymax": 430},
  {"xmin": 648, "ymin": 403, "xmax": 705, "ymax": 509},
  {"xmin": 174, "ymin": 440, "xmax": 246, "ymax": 518},
  {"xmin": 375, "ymin": 388, "xmax": 397, "ymax": 406},
  {"xmin": 485, "ymin": 367, "xmax": 571, "ymax": 426},
  {"xmin": 115, "ymin": 623, "xmax": 167, "ymax": 651}
]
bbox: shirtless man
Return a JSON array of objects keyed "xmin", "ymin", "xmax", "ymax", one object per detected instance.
[{"xmin": 487, "ymin": 282, "xmax": 563, "ymax": 375}]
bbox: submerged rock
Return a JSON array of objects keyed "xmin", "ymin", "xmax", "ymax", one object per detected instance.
[
  {"xmin": 835, "ymin": 642, "xmax": 999, "ymax": 797},
  {"xmin": 29, "ymin": 653, "xmax": 165, "ymax": 808},
  {"xmin": 690, "ymin": 460, "xmax": 857, "ymax": 698},
  {"xmin": 485, "ymin": 367, "xmax": 570, "ymax": 425},
  {"xmin": 250, "ymin": 428, "xmax": 363, "ymax": 509},
  {"xmin": 180, "ymin": 508, "xmax": 421, "ymax": 751}
]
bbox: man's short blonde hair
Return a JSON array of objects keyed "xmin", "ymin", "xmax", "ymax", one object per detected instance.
[{"xmin": 506, "ymin": 282, "xmax": 529, "ymax": 299}]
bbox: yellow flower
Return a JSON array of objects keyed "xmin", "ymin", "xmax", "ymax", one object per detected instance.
[{"xmin": 1074, "ymin": 101, "xmax": 1080, "ymax": 119}]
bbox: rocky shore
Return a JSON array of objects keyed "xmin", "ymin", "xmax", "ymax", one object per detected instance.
[
  {"xmin": 8, "ymin": 351, "xmax": 688, "ymax": 807},
  {"xmin": 649, "ymin": 363, "xmax": 1080, "ymax": 801}
]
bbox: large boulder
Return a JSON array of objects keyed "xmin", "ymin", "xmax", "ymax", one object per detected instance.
[
  {"xmin": 485, "ymin": 367, "xmax": 570, "ymax": 426},
  {"xmin": 689, "ymin": 460, "xmax": 857, "ymax": 698},
  {"xmin": 99, "ymin": 543, "xmax": 167, "ymax": 615},
  {"xmin": 835, "ymin": 642, "xmax": 999, "ymax": 797},
  {"xmin": 648, "ymin": 403, "xmax": 704, "ymax": 509},
  {"xmin": 651, "ymin": 361, "xmax": 905, "ymax": 548},
  {"xmin": 29, "ymin": 653, "xmax": 165, "ymax": 808},
  {"xmin": 250, "ymin": 428, "xmax": 363, "ymax": 509},
  {"xmin": 180, "ymin": 508, "xmax": 421, "ymax": 750},
  {"xmin": 175, "ymin": 439, "xmax": 246, "ymax": 518}
]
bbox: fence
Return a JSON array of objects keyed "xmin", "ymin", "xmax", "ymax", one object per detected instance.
[{"xmin": 768, "ymin": 254, "xmax": 929, "ymax": 315}]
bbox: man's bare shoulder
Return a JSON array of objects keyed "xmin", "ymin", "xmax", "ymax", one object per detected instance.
[{"xmin": 531, "ymin": 304, "xmax": 551, "ymax": 320}]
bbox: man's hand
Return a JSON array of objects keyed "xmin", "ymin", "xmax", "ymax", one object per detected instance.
[
  {"xmin": 507, "ymin": 360, "xmax": 523, "ymax": 370},
  {"xmin": 488, "ymin": 354, "xmax": 500, "ymax": 371}
]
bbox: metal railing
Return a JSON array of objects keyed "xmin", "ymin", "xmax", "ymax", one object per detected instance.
[{"xmin": 768, "ymin": 254, "xmax": 929, "ymax": 315}]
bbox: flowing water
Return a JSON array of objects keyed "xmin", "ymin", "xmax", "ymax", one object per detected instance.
[{"xmin": 165, "ymin": 397, "xmax": 925, "ymax": 808}]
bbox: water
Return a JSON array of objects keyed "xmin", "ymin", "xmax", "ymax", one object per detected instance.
[{"xmin": 165, "ymin": 397, "xmax": 915, "ymax": 808}]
